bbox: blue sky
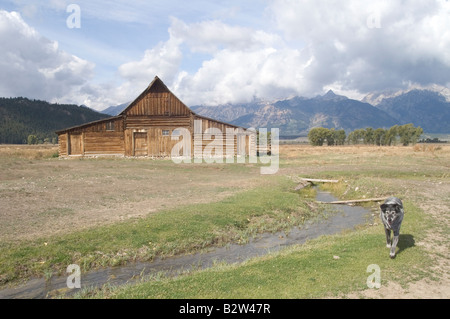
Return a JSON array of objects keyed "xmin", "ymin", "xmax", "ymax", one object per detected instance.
[
  {"xmin": 1, "ymin": 0, "xmax": 450, "ymax": 110},
  {"xmin": 2, "ymin": 1, "xmax": 269, "ymax": 81}
]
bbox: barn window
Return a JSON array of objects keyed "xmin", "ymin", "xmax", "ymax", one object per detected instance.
[
  {"xmin": 162, "ymin": 130, "xmax": 170, "ymax": 136},
  {"xmin": 106, "ymin": 121, "xmax": 115, "ymax": 131}
]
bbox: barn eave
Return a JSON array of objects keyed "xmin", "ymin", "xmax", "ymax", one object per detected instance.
[{"xmin": 55, "ymin": 115, "xmax": 122, "ymax": 135}]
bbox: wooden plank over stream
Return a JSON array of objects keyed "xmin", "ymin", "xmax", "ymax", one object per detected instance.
[
  {"xmin": 301, "ymin": 178, "xmax": 339, "ymax": 183},
  {"xmin": 317, "ymin": 197, "xmax": 388, "ymax": 205}
]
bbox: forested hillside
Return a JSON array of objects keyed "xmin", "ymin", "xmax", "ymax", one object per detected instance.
[{"xmin": 0, "ymin": 97, "xmax": 110, "ymax": 144}]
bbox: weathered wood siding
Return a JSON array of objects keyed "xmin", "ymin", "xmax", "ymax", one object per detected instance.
[
  {"xmin": 125, "ymin": 116, "xmax": 191, "ymax": 129},
  {"xmin": 193, "ymin": 115, "xmax": 255, "ymax": 158},
  {"xmin": 133, "ymin": 132, "xmax": 148, "ymax": 156},
  {"xmin": 124, "ymin": 93, "xmax": 191, "ymax": 117},
  {"xmin": 58, "ymin": 133, "xmax": 68, "ymax": 156},
  {"xmin": 149, "ymin": 128, "xmax": 182, "ymax": 157},
  {"xmin": 63, "ymin": 117, "xmax": 125, "ymax": 156},
  {"xmin": 80, "ymin": 118, "xmax": 124, "ymax": 133},
  {"xmin": 83, "ymin": 132, "xmax": 124, "ymax": 155},
  {"xmin": 69, "ymin": 133, "xmax": 82, "ymax": 155},
  {"xmin": 124, "ymin": 127, "xmax": 190, "ymax": 157},
  {"xmin": 121, "ymin": 78, "xmax": 193, "ymax": 156},
  {"xmin": 123, "ymin": 78, "xmax": 191, "ymax": 117}
]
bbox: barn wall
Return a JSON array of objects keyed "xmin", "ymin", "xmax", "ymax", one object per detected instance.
[
  {"xmin": 124, "ymin": 126, "xmax": 191, "ymax": 157},
  {"xmin": 58, "ymin": 133, "xmax": 68, "ymax": 156},
  {"xmin": 123, "ymin": 114, "xmax": 191, "ymax": 156},
  {"xmin": 193, "ymin": 116, "xmax": 255, "ymax": 158},
  {"xmin": 83, "ymin": 132, "xmax": 124, "ymax": 155},
  {"xmin": 60, "ymin": 117, "xmax": 125, "ymax": 156},
  {"xmin": 80, "ymin": 118, "xmax": 124, "ymax": 132},
  {"xmin": 125, "ymin": 116, "xmax": 191, "ymax": 129},
  {"xmin": 148, "ymin": 128, "xmax": 184, "ymax": 157},
  {"xmin": 58, "ymin": 115, "xmax": 253, "ymax": 158}
]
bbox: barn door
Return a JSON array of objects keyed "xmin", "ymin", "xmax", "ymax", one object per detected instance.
[
  {"xmin": 69, "ymin": 133, "xmax": 82, "ymax": 155},
  {"xmin": 133, "ymin": 132, "xmax": 148, "ymax": 156}
]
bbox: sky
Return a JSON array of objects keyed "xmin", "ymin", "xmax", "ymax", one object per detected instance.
[{"xmin": 1, "ymin": 0, "xmax": 450, "ymax": 111}]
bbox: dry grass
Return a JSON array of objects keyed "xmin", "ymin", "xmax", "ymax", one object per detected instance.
[
  {"xmin": 1, "ymin": 143, "xmax": 448, "ymax": 244},
  {"xmin": 281, "ymin": 143, "xmax": 449, "ymax": 159},
  {"xmin": 0, "ymin": 147, "xmax": 262, "ymax": 242},
  {"xmin": 413, "ymin": 143, "xmax": 443, "ymax": 154},
  {"xmin": 0, "ymin": 144, "xmax": 58, "ymax": 160}
]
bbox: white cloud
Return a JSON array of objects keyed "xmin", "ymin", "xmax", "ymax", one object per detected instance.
[
  {"xmin": 118, "ymin": 35, "xmax": 183, "ymax": 93},
  {"xmin": 174, "ymin": 47, "xmax": 313, "ymax": 105},
  {"xmin": 0, "ymin": 10, "xmax": 94, "ymax": 102},
  {"xmin": 268, "ymin": 0, "xmax": 450, "ymax": 94},
  {"xmin": 169, "ymin": 17, "xmax": 282, "ymax": 54},
  {"xmin": 117, "ymin": 17, "xmax": 310, "ymax": 106}
]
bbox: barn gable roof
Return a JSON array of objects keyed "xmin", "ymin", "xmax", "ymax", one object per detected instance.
[
  {"xmin": 119, "ymin": 76, "xmax": 194, "ymax": 115},
  {"xmin": 119, "ymin": 76, "xmax": 181, "ymax": 116}
]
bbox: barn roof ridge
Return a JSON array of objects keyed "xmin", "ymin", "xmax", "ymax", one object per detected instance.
[{"xmin": 119, "ymin": 76, "xmax": 179, "ymax": 116}]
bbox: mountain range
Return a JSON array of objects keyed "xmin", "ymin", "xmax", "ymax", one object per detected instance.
[
  {"xmin": 102, "ymin": 88, "xmax": 450, "ymax": 135},
  {"xmin": 190, "ymin": 91, "xmax": 396, "ymax": 136},
  {"xmin": 190, "ymin": 89, "xmax": 450, "ymax": 135}
]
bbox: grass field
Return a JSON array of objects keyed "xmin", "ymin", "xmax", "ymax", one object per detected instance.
[{"xmin": 0, "ymin": 144, "xmax": 448, "ymax": 298}]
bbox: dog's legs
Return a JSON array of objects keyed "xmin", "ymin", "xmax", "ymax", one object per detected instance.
[
  {"xmin": 384, "ymin": 227, "xmax": 391, "ymax": 248},
  {"xmin": 390, "ymin": 230, "xmax": 400, "ymax": 259}
]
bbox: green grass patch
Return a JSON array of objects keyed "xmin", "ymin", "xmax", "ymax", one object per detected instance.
[{"xmin": 81, "ymin": 199, "xmax": 433, "ymax": 299}]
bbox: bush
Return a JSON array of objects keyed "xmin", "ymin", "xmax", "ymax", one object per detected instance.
[
  {"xmin": 308, "ymin": 128, "xmax": 346, "ymax": 146},
  {"xmin": 308, "ymin": 127, "xmax": 329, "ymax": 146},
  {"xmin": 398, "ymin": 124, "xmax": 423, "ymax": 146},
  {"xmin": 27, "ymin": 135, "xmax": 38, "ymax": 145}
]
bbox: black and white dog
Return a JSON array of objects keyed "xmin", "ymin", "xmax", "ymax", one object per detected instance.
[{"xmin": 380, "ymin": 197, "xmax": 404, "ymax": 259}]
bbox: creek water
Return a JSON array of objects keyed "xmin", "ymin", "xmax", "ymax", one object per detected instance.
[{"xmin": 0, "ymin": 188, "xmax": 374, "ymax": 299}]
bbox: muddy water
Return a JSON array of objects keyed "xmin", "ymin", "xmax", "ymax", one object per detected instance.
[{"xmin": 0, "ymin": 189, "xmax": 373, "ymax": 299}]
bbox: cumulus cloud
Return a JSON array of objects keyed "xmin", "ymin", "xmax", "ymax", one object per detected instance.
[
  {"xmin": 117, "ymin": 35, "xmax": 183, "ymax": 95},
  {"xmin": 269, "ymin": 0, "xmax": 450, "ymax": 94},
  {"xmin": 0, "ymin": 10, "xmax": 94, "ymax": 102},
  {"xmin": 174, "ymin": 47, "xmax": 313, "ymax": 105},
  {"xmin": 169, "ymin": 17, "xmax": 282, "ymax": 54},
  {"xmin": 167, "ymin": 18, "xmax": 309, "ymax": 105},
  {"xmin": 118, "ymin": 17, "xmax": 310, "ymax": 106}
]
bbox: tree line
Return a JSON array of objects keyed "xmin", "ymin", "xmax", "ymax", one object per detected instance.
[{"xmin": 308, "ymin": 124, "xmax": 424, "ymax": 146}]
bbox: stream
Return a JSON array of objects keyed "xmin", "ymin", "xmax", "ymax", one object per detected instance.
[{"xmin": 0, "ymin": 188, "xmax": 374, "ymax": 299}]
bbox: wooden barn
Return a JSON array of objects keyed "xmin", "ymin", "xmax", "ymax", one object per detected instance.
[{"xmin": 56, "ymin": 76, "xmax": 256, "ymax": 158}]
